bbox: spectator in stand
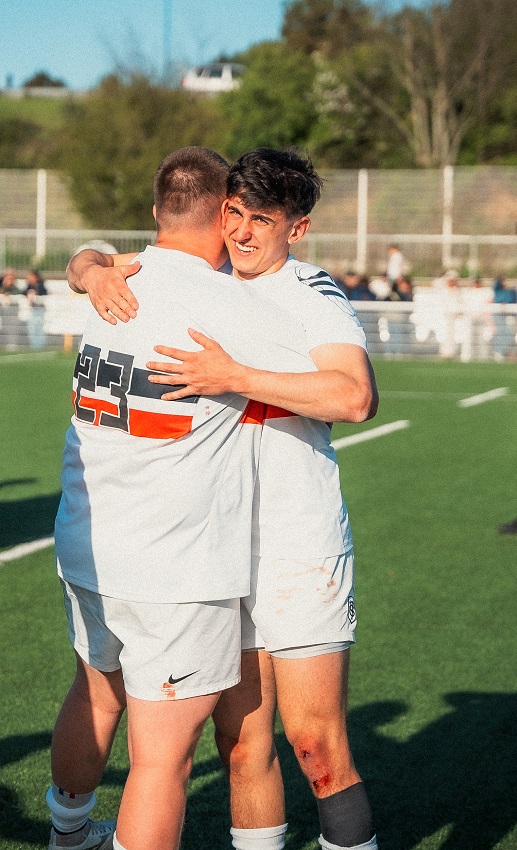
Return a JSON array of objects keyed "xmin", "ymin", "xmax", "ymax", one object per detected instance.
[
  {"xmin": 491, "ymin": 275, "xmax": 517, "ymax": 361},
  {"xmin": 437, "ymin": 269, "xmax": 464, "ymax": 358},
  {"xmin": 386, "ymin": 244, "xmax": 404, "ymax": 288},
  {"xmin": 0, "ymin": 268, "xmax": 23, "ymax": 349},
  {"xmin": 381, "ymin": 274, "xmax": 413, "ymax": 355},
  {"xmin": 395, "ymin": 274, "xmax": 414, "ymax": 301},
  {"xmin": 338, "ymin": 269, "xmax": 359, "ymax": 298},
  {"xmin": 25, "ymin": 269, "xmax": 48, "ymax": 298},
  {"xmin": 0, "ymin": 268, "xmax": 21, "ymax": 298},
  {"xmin": 355, "ymin": 275, "xmax": 377, "ymax": 301},
  {"xmin": 24, "ymin": 269, "xmax": 48, "ymax": 350},
  {"xmin": 368, "ymin": 271, "xmax": 391, "ymax": 300},
  {"xmin": 342, "ymin": 271, "xmax": 376, "ymax": 301}
]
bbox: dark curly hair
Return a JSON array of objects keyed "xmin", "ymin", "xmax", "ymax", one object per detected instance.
[{"xmin": 227, "ymin": 147, "xmax": 323, "ymax": 219}]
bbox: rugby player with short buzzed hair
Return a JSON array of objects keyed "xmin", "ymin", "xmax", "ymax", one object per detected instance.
[
  {"xmin": 48, "ymin": 146, "xmax": 319, "ymax": 850},
  {"xmin": 68, "ymin": 147, "xmax": 380, "ymax": 850}
]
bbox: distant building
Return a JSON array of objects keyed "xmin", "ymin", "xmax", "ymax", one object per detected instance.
[
  {"xmin": 181, "ymin": 62, "xmax": 244, "ymax": 94},
  {"xmin": 1, "ymin": 70, "xmax": 83, "ymax": 99},
  {"xmin": 1, "ymin": 86, "xmax": 84, "ymax": 99}
]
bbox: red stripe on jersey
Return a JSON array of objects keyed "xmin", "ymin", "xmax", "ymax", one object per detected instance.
[
  {"xmin": 239, "ymin": 400, "xmax": 297, "ymax": 424},
  {"xmin": 240, "ymin": 399, "xmax": 267, "ymax": 424},
  {"xmin": 128, "ymin": 408, "xmax": 193, "ymax": 439},
  {"xmin": 264, "ymin": 404, "xmax": 296, "ymax": 420},
  {"xmin": 74, "ymin": 392, "xmax": 119, "ymax": 426}
]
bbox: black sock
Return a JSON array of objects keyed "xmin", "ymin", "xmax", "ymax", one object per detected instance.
[{"xmin": 317, "ymin": 783, "xmax": 375, "ymax": 847}]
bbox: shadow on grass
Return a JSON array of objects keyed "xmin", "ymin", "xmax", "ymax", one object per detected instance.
[
  {"xmin": 0, "ymin": 693, "xmax": 515, "ymax": 848},
  {"xmin": 0, "ymin": 478, "xmax": 38, "ymax": 490},
  {"xmin": 0, "ymin": 785, "xmax": 49, "ymax": 845},
  {"xmin": 0, "ymin": 732, "xmax": 52, "ymax": 770},
  {"xmin": 0, "ymin": 733, "xmax": 52, "ymax": 844},
  {"xmin": 350, "ymin": 692, "xmax": 517, "ymax": 850},
  {"xmin": 0, "ymin": 492, "xmax": 61, "ymax": 549},
  {"xmin": 183, "ymin": 691, "xmax": 517, "ymax": 850}
]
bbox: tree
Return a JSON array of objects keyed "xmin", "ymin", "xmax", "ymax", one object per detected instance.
[
  {"xmin": 344, "ymin": 0, "xmax": 517, "ymax": 166},
  {"xmin": 307, "ymin": 43, "xmax": 414, "ymax": 167},
  {"xmin": 58, "ymin": 74, "xmax": 224, "ymax": 228},
  {"xmin": 280, "ymin": 0, "xmax": 414, "ymax": 166},
  {"xmin": 282, "ymin": 0, "xmax": 517, "ymax": 167},
  {"xmin": 0, "ymin": 118, "xmax": 45, "ymax": 167},
  {"xmin": 282, "ymin": 0, "xmax": 374, "ymax": 58},
  {"xmin": 216, "ymin": 42, "xmax": 318, "ymax": 159}
]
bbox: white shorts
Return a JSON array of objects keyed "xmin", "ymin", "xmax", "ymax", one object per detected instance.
[
  {"xmin": 241, "ymin": 551, "xmax": 356, "ymax": 655},
  {"xmin": 61, "ymin": 580, "xmax": 241, "ymax": 701}
]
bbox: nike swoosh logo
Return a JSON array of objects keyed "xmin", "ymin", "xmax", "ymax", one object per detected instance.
[{"xmin": 168, "ymin": 671, "xmax": 199, "ymax": 685}]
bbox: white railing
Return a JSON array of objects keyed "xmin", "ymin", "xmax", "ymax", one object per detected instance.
[
  {"xmin": 352, "ymin": 296, "xmax": 517, "ymax": 362},
  {"xmin": 2, "ymin": 228, "xmax": 517, "ymax": 281},
  {"xmin": 1, "ymin": 284, "xmax": 516, "ymax": 362},
  {"xmin": 3, "ymin": 165, "xmax": 517, "ymax": 277}
]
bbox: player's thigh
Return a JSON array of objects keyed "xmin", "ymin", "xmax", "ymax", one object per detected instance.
[
  {"xmin": 273, "ymin": 649, "xmax": 350, "ymax": 741},
  {"xmin": 72, "ymin": 650, "xmax": 126, "ymax": 711},
  {"xmin": 127, "ymin": 690, "xmax": 220, "ymax": 772},
  {"xmin": 213, "ymin": 649, "xmax": 277, "ymax": 745}
]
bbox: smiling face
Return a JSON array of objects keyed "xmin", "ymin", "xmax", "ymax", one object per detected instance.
[{"xmin": 222, "ymin": 196, "xmax": 310, "ymax": 280}]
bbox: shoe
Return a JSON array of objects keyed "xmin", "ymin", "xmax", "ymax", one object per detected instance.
[
  {"xmin": 48, "ymin": 819, "xmax": 116, "ymax": 850},
  {"xmin": 498, "ymin": 518, "xmax": 517, "ymax": 534}
]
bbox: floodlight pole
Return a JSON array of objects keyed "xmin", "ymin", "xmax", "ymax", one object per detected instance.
[
  {"xmin": 163, "ymin": 0, "xmax": 172, "ymax": 83},
  {"xmin": 35, "ymin": 169, "xmax": 47, "ymax": 261},
  {"xmin": 356, "ymin": 169, "xmax": 368, "ymax": 275}
]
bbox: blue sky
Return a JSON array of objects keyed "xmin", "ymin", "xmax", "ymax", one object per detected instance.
[{"xmin": 3, "ymin": 0, "xmax": 426, "ymax": 92}]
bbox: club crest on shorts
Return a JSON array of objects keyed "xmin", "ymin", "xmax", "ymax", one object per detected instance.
[{"xmin": 346, "ymin": 595, "xmax": 357, "ymax": 624}]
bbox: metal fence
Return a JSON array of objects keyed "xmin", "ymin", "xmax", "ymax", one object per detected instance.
[
  {"xmin": 2, "ymin": 166, "xmax": 517, "ymax": 278},
  {"xmin": 2, "ymin": 228, "xmax": 517, "ymax": 283},
  {"xmin": 2, "ymin": 283, "xmax": 516, "ymax": 363},
  {"xmin": 0, "ymin": 229, "xmax": 155, "ymax": 278}
]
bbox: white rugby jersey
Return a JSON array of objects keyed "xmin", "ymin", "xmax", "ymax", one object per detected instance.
[
  {"xmin": 239, "ymin": 257, "xmax": 367, "ymax": 559},
  {"xmin": 55, "ymin": 247, "xmax": 314, "ymax": 603}
]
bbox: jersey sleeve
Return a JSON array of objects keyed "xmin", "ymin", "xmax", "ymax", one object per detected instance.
[{"xmin": 290, "ymin": 263, "xmax": 367, "ymax": 352}]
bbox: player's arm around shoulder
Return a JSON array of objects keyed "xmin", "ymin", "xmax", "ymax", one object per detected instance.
[
  {"xmin": 310, "ymin": 342, "xmax": 379, "ymax": 423},
  {"xmin": 66, "ymin": 249, "xmax": 141, "ymax": 325},
  {"xmin": 148, "ymin": 335, "xmax": 378, "ymax": 423}
]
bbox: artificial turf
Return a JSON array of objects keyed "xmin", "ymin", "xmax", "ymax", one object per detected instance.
[{"xmin": 1, "ymin": 353, "xmax": 516, "ymax": 849}]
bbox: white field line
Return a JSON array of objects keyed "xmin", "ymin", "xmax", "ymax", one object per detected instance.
[
  {"xmin": 331, "ymin": 419, "xmax": 410, "ymax": 451},
  {"xmin": 2, "ymin": 422, "xmax": 410, "ymax": 562},
  {"xmin": 0, "ymin": 387, "xmax": 503, "ymax": 565},
  {"xmin": 0, "ymin": 536, "xmax": 54, "ymax": 564},
  {"xmin": 458, "ymin": 387, "xmax": 509, "ymax": 408},
  {"xmin": 0, "ymin": 351, "xmax": 58, "ymax": 364}
]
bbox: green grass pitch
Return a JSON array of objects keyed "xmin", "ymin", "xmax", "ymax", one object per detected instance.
[{"xmin": 1, "ymin": 352, "xmax": 516, "ymax": 850}]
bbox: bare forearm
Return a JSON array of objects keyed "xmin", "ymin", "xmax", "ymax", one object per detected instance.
[
  {"xmin": 148, "ymin": 337, "xmax": 378, "ymax": 422},
  {"xmin": 231, "ymin": 365, "xmax": 377, "ymax": 422},
  {"xmin": 67, "ymin": 250, "xmax": 114, "ymax": 294}
]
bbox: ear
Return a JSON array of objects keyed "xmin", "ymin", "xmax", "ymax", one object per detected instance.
[
  {"xmin": 287, "ymin": 216, "xmax": 311, "ymax": 245},
  {"xmin": 152, "ymin": 204, "xmax": 157, "ymax": 222}
]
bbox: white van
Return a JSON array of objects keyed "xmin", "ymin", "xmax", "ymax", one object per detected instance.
[{"xmin": 181, "ymin": 63, "xmax": 244, "ymax": 93}]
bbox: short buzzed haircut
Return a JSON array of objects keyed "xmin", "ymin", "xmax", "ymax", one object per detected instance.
[
  {"xmin": 153, "ymin": 146, "xmax": 230, "ymax": 232},
  {"xmin": 227, "ymin": 147, "xmax": 323, "ymax": 219}
]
